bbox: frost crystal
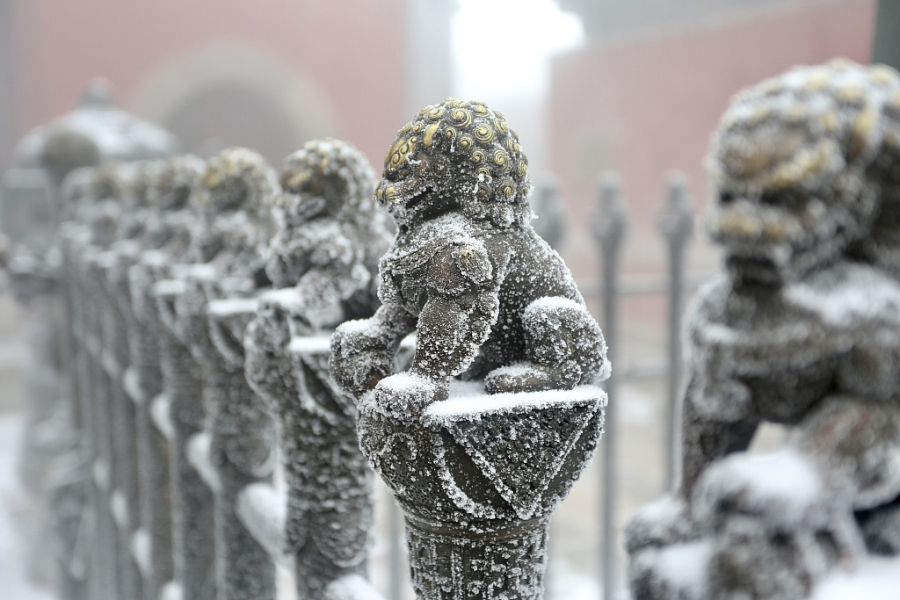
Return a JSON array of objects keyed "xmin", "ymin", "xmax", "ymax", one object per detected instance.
[{"xmin": 335, "ymin": 99, "xmax": 608, "ymax": 599}]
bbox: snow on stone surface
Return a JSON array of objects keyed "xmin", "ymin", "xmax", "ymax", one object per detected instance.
[
  {"xmin": 652, "ymin": 540, "xmax": 713, "ymax": 596},
  {"xmin": 260, "ymin": 287, "xmax": 306, "ymax": 312},
  {"xmin": 170, "ymin": 262, "xmax": 217, "ymax": 280},
  {"xmin": 207, "ymin": 297, "xmax": 259, "ymax": 317},
  {"xmin": 323, "ymin": 574, "xmax": 384, "ymax": 600},
  {"xmin": 91, "ymin": 457, "xmax": 109, "ymax": 492},
  {"xmin": 811, "ymin": 557, "xmax": 900, "ymax": 600},
  {"xmin": 624, "ymin": 494, "xmax": 694, "ymax": 553},
  {"xmin": 287, "ymin": 332, "xmax": 335, "ymax": 355},
  {"xmin": 130, "ymin": 528, "xmax": 151, "ymax": 577},
  {"xmin": 123, "ymin": 366, "xmax": 144, "ymax": 405},
  {"xmin": 149, "ymin": 393, "xmax": 174, "ymax": 442},
  {"xmin": 236, "ymin": 482, "xmax": 291, "ymax": 568},
  {"xmin": 160, "ymin": 581, "xmax": 184, "ymax": 600},
  {"xmin": 785, "ymin": 263, "xmax": 900, "ymax": 327},
  {"xmin": 186, "ymin": 432, "xmax": 221, "ymax": 493},
  {"xmin": 425, "ymin": 380, "xmax": 606, "ymax": 424},
  {"xmin": 694, "ymin": 449, "xmax": 823, "ymax": 523},
  {"xmin": 151, "ymin": 278, "xmax": 187, "ymax": 298},
  {"xmin": 110, "ymin": 488, "xmax": 128, "ymax": 528}
]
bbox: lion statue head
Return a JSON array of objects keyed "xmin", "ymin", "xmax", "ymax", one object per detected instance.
[
  {"xmin": 707, "ymin": 59, "xmax": 900, "ymax": 285},
  {"xmin": 375, "ymin": 98, "xmax": 532, "ymax": 229},
  {"xmin": 277, "ymin": 138, "xmax": 380, "ymax": 228}
]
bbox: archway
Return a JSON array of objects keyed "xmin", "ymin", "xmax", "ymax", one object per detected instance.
[{"xmin": 130, "ymin": 42, "xmax": 340, "ymax": 164}]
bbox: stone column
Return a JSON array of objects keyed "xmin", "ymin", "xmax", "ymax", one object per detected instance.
[
  {"xmin": 154, "ymin": 275, "xmax": 217, "ymax": 600},
  {"xmin": 127, "ymin": 253, "xmax": 175, "ymax": 600},
  {"xmin": 244, "ymin": 293, "xmax": 372, "ymax": 599},
  {"xmin": 357, "ymin": 381, "xmax": 606, "ymax": 600},
  {"xmin": 98, "ymin": 243, "xmax": 143, "ymax": 600},
  {"xmin": 179, "ymin": 271, "xmax": 275, "ymax": 600}
]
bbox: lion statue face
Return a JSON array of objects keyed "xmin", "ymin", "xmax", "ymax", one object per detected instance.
[
  {"xmin": 276, "ymin": 138, "xmax": 377, "ymax": 227},
  {"xmin": 197, "ymin": 147, "xmax": 278, "ymax": 217},
  {"xmin": 375, "ymin": 98, "xmax": 532, "ymax": 229},
  {"xmin": 706, "ymin": 60, "xmax": 900, "ymax": 285}
]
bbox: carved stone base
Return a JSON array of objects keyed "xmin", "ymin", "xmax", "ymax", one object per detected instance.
[
  {"xmin": 358, "ymin": 381, "xmax": 606, "ymax": 600},
  {"xmin": 404, "ymin": 512, "xmax": 549, "ymax": 600}
]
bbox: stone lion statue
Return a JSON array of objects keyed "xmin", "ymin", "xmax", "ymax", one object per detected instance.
[
  {"xmin": 331, "ymin": 98, "xmax": 607, "ymax": 411},
  {"xmin": 264, "ymin": 137, "xmax": 392, "ymax": 321},
  {"xmin": 626, "ymin": 60, "xmax": 900, "ymax": 600},
  {"xmin": 682, "ymin": 59, "xmax": 900, "ymax": 493}
]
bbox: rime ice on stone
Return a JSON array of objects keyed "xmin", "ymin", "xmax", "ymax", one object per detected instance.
[
  {"xmin": 627, "ymin": 61, "xmax": 900, "ymax": 600},
  {"xmin": 243, "ymin": 138, "xmax": 391, "ymax": 598},
  {"xmin": 332, "ymin": 99, "xmax": 608, "ymax": 405},
  {"xmin": 128, "ymin": 155, "xmax": 206, "ymax": 600},
  {"xmin": 332, "ymin": 99, "xmax": 608, "ymax": 599},
  {"xmin": 164, "ymin": 147, "xmax": 278, "ymax": 600}
]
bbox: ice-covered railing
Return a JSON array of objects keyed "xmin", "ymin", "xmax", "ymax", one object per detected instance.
[
  {"xmin": 29, "ymin": 82, "xmax": 900, "ymax": 600},
  {"xmin": 12, "ymin": 119, "xmax": 715, "ymax": 600}
]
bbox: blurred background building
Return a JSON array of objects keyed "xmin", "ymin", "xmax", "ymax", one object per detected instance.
[
  {"xmin": 0, "ymin": 1, "xmax": 886, "ymax": 598},
  {"xmin": 0, "ymin": 0, "xmax": 879, "ymax": 278},
  {"xmin": 550, "ymin": 0, "xmax": 876, "ymax": 277}
]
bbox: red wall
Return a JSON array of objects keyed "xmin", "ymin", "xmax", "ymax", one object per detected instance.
[
  {"xmin": 17, "ymin": 0, "xmax": 406, "ymax": 166},
  {"xmin": 549, "ymin": 0, "xmax": 875, "ymax": 274}
]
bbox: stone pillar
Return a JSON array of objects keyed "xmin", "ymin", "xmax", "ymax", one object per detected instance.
[
  {"xmin": 98, "ymin": 244, "xmax": 143, "ymax": 600},
  {"xmin": 244, "ymin": 295, "xmax": 372, "ymax": 599},
  {"xmin": 154, "ymin": 276, "xmax": 217, "ymax": 600},
  {"xmin": 179, "ymin": 271, "xmax": 275, "ymax": 600},
  {"xmin": 127, "ymin": 254, "xmax": 175, "ymax": 600},
  {"xmin": 357, "ymin": 381, "xmax": 606, "ymax": 600}
]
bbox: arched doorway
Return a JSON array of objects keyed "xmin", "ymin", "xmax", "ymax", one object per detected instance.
[{"xmin": 130, "ymin": 42, "xmax": 340, "ymax": 164}]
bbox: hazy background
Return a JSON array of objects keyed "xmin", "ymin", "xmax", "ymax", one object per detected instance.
[
  {"xmin": 0, "ymin": 1, "xmax": 884, "ymax": 598},
  {"xmin": 0, "ymin": 0, "xmax": 878, "ymax": 280}
]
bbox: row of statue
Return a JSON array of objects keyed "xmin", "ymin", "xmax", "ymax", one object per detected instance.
[
  {"xmin": 9, "ymin": 89, "xmax": 608, "ymax": 600},
  {"xmin": 6, "ymin": 59, "xmax": 900, "ymax": 600}
]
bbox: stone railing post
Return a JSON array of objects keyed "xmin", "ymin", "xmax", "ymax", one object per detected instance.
[
  {"xmin": 194, "ymin": 278, "xmax": 276, "ymax": 600},
  {"xmin": 243, "ymin": 294, "xmax": 372, "ymax": 599},
  {"xmin": 127, "ymin": 154, "xmax": 205, "ymax": 600},
  {"xmin": 80, "ymin": 220, "xmax": 124, "ymax": 600},
  {"xmin": 153, "ymin": 275, "xmax": 217, "ymax": 600},
  {"xmin": 357, "ymin": 382, "xmax": 606, "ymax": 599},
  {"xmin": 166, "ymin": 146, "xmax": 280, "ymax": 600},
  {"xmin": 96, "ymin": 243, "xmax": 143, "ymax": 600},
  {"xmin": 127, "ymin": 252, "xmax": 176, "ymax": 600}
]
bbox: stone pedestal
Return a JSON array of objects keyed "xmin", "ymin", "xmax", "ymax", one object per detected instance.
[{"xmin": 357, "ymin": 381, "xmax": 606, "ymax": 600}]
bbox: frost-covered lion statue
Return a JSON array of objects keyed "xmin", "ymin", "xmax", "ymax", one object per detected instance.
[{"xmin": 331, "ymin": 98, "xmax": 608, "ymax": 412}]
